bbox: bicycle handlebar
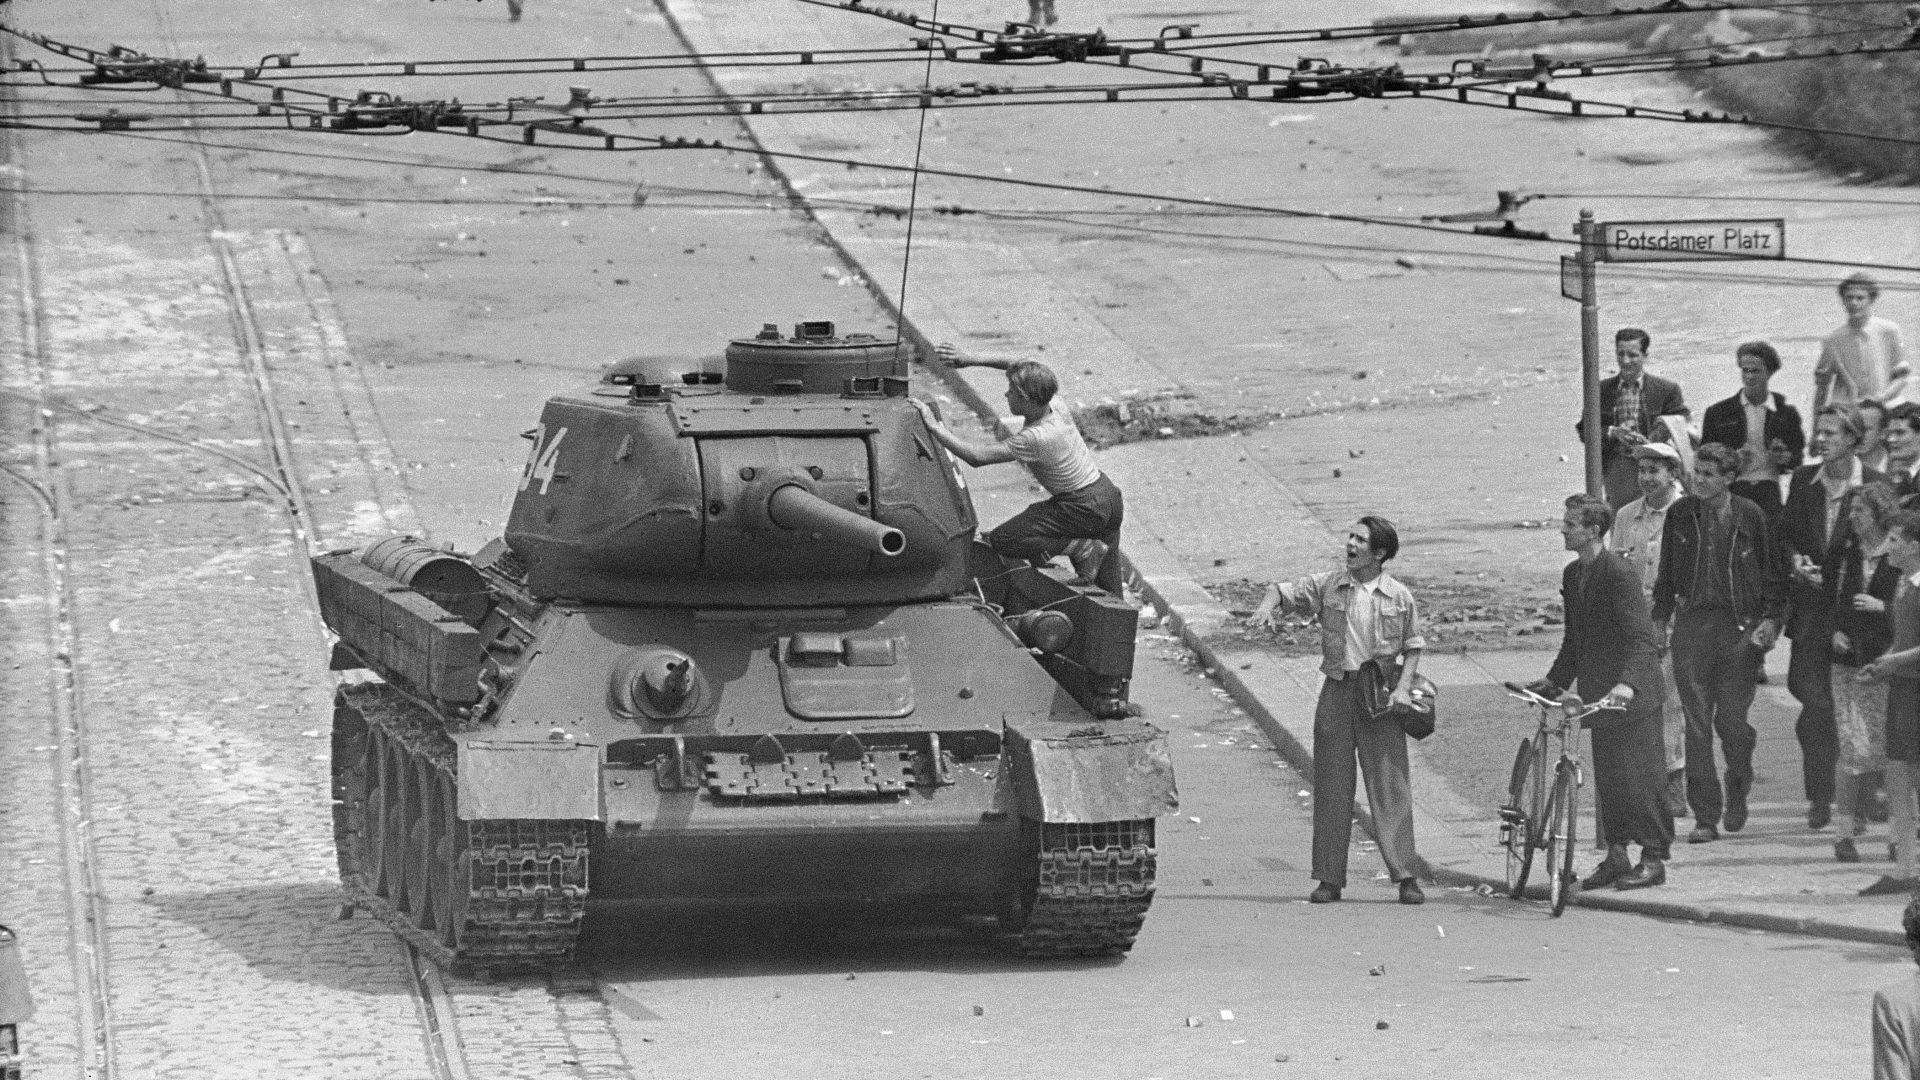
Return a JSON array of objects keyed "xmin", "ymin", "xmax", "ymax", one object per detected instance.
[{"xmin": 1502, "ymin": 681, "xmax": 1625, "ymax": 720}]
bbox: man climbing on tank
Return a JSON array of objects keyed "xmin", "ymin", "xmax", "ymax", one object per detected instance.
[{"xmin": 910, "ymin": 344, "xmax": 1123, "ymax": 593}]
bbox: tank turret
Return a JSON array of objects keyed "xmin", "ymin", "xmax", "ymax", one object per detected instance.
[
  {"xmin": 312, "ymin": 320, "xmax": 1174, "ymax": 975},
  {"xmin": 503, "ymin": 321, "xmax": 972, "ymax": 606}
]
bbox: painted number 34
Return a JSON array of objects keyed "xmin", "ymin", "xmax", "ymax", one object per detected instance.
[{"xmin": 519, "ymin": 423, "xmax": 568, "ymax": 495}]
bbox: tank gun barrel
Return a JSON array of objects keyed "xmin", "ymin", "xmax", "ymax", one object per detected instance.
[{"xmin": 767, "ymin": 484, "xmax": 904, "ymax": 557}]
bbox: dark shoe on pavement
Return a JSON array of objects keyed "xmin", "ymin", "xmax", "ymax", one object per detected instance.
[
  {"xmin": 1309, "ymin": 883, "xmax": 1342, "ymax": 904},
  {"xmin": 1581, "ymin": 854, "xmax": 1633, "ymax": 891},
  {"xmin": 1688, "ymin": 824, "xmax": 1719, "ymax": 844},
  {"xmin": 1809, "ymin": 803, "xmax": 1832, "ymax": 831},
  {"xmin": 1724, "ymin": 779, "xmax": 1749, "ymax": 833},
  {"xmin": 1859, "ymin": 875, "xmax": 1920, "ymax": 897},
  {"xmin": 1836, "ymin": 837, "xmax": 1862, "ymax": 863},
  {"xmin": 1397, "ymin": 879, "xmax": 1425, "ymax": 905},
  {"xmin": 1615, "ymin": 858, "xmax": 1667, "ymax": 890}
]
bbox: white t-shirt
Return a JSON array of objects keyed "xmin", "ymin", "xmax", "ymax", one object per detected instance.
[{"xmin": 1004, "ymin": 399, "xmax": 1100, "ymax": 495}]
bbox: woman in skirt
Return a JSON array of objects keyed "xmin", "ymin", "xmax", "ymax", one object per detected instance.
[
  {"xmin": 1827, "ymin": 480, "xmax": 1902, "ymax": 863},
  {"xmin": 1857, "ymin": 508, "xmax": 1920, "ymax": 895}
]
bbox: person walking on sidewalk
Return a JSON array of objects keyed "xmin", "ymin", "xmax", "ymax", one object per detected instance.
[
  {"xmin": 1827, "ymin": 480, "xmax": 1903, "ymax": 864},
  {"xmin": 1532, "ymin": 494, "xmax": 1674, "ymax": 890},
  {"xmin": 913, "ymin": 346, "xmax": 1122, "ymax": 592},
  {"xmin": 1249, "ymin": 517, "xmax": 1427, "ymax": 906},
  {"xmin": 1609, "ymin": 442, "xmax": 1690, "ymax": 813},
  {"xmin": 1651, "ymin": 442, "xmax": 1789, "ymax": 843},
  {"xmin": 1782, "ymin": 406, "xmax": 1882, "ymax": 831},
  {"xmin": 1855, "ymin": 508, "xmax": 1920, "ymax": 896},
  {"xmin": 1814, "ymin": 272, "xmax": 1911, "ymax": 415},
  {"xmin": 1872, "ymin": 897, "xmax": 1920, "ymax": 1078},
  {"xmin": 1700, "ymin": 340, "xmax": 1804, "ymax": 517},
  {"xmin": 1576, "ymin": 328, "xmax": 1689, "ymax": 510}
]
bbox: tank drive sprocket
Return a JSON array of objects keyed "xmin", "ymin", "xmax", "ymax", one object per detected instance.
[{"xmin": 331, "ymin": 683, "xmax": 589, "ymax": 973}]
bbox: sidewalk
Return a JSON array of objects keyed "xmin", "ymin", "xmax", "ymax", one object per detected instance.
[
  {"xmin": 1131, "ymin": 528, "xmax": 1914, "ymax": 947},
  {"xmin": 661, "ymin": 0, "xmax": 1914, "ymax": 947}
]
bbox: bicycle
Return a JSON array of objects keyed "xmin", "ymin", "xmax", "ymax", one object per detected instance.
[{"xmin": 1497, "ymin": 682, "xmax": 1621, "ymax": 916}]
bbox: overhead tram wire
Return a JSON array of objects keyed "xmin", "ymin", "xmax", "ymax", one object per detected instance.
[{"xmin": 797, "ymin": 0, "xmax": 1909, "ymax": 50}]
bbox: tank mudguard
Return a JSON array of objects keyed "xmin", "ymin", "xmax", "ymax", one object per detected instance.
[
  {"xmin": 1004, "ymin": 722, "xmax": 1178, "ymax": 824},
  {"xmin": 456, "ymin": 737, "xmax": 605, "ymax": 821}
]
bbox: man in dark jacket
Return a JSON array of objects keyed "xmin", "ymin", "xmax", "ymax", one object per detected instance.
[
  {"xmin": 1652, "ymin": 443, "xmax": 1790, "ymax": 842},
  {"xmin": 1531, "ymin": 494, "xmax": 1674, "ymax": 889},
  {"xmin": 1778, "ymin": 406, "xmax": 1880, "ymax": 829},
  {"xmin": 1699, "ymin": 340, "xmax": 1805, "ymax": 516},
  {"xmin": 1576, "ymin": 328, "xmax": 1689, "ymax": 510}
]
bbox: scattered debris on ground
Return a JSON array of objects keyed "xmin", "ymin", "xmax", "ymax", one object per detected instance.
[{"xmin": 1203, "ymin": 577, "xmax": 1562, "ymax": 653}]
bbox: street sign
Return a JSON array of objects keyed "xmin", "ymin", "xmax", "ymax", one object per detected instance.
[
  {"xmin": 1598, "ymin": 218, "xmax": 1785, "ymax": 262},
  {"xmin": 1560, "ymin": 255, "xmax": 1581, "ymax": 302}
]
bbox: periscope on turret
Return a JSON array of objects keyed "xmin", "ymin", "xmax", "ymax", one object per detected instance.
[{"xmin": 309, "ymin": 320, "xmax": 1178, "ymax": 972}]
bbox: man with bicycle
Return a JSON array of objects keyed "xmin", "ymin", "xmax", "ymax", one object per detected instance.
[{"xmin": 1529, "ymin": 494, "xmax": 1675, "ymax": 890}]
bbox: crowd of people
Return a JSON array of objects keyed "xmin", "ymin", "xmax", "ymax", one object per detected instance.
[{"xmin": 1250, "ymin": 272, "xmax": 1915, "ymax": 904}]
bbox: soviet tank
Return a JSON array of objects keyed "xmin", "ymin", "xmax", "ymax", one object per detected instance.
[{"xmin": 312, "ymin": 320, "xmax": 1177, "ymax": 973}]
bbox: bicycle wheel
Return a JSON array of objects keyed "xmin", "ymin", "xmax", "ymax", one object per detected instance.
[
  {"xmin": 1546, "ymin": 763, "xmax": 1581, "ymax": 917},
  {"xmin": 1502, "ymin": 740, "xmax": 1537, "ymax": 897}
]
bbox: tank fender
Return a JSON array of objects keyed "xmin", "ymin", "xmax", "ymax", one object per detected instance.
[
  {"xmin": 456, "ymin": 737, "xmax": 605, "ymax": 821},
  {"xmin": 1004, "ymin": 722, "xmax": 1178, "ymax": 824}
]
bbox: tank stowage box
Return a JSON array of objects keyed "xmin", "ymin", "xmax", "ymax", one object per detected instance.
[{"xmin": 313, "ymin": 321, "xmax": 1177, "ymax": 971}]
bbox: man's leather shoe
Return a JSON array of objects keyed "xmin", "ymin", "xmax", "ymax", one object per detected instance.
[
  {"xmin": 1615, "ymin": 858, "xmax": 1666, "ymax": 890},
  {"xmin": 1809, "ymin": 803, "xmax": 1832, "ymax": 831},
  {"xmin": 1859, "ymin": 875, "xmax": 1920, "ymax": 897},
  {"xmin": 1581, "ymin": 853, "xmax": 1633, "ymax": 891},
  {"xmin": 1724, "ymin": 780, "xmax": 1749, "ymax": 833},
  {"xmin": 1836, "ymin": 836, "xmax": 1862, "ymax": 863},
  {"xmin": 1688, "ymin": 824, "xmax": 1719, "ymax": 844},
  {"xmin": 1309, "ymin": 883, "xmax": 1342, "ymax": 904},
  {"xmin": 1397, "ymin": 879, "xmax": 1425, "ymax": 905}
]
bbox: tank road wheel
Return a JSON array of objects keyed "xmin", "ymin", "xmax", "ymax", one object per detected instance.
[
  {"xmin": 377, "ymin": 734, "xmax": 412, "ymax": 911},
  {"xmin": 428, "ymin": 770, "xmax": 468, "ymax": 951},
  {"xmin": 1009, "ymin": 819, "xmax": 1158, "ymax": 958},
  {"xmin": 405, "ymin": 757, "xmax": 439, "ymax": 928}
]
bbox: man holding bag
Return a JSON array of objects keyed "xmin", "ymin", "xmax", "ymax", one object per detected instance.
[
  {"xmin": 1251, "ymin": 516, "xmax": 1427, "ymax": 906},
  {"xmin": 1530, "ymin": 494, "xmax": 1675, "ymax": 891}
]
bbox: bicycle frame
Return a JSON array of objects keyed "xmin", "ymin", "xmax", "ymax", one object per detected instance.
[{"xmin": 1500, "ymin": 684, "xmax": 1607, "ymax": 912}]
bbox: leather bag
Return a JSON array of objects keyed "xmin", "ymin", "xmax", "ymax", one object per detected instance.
[{"xmin": 1361, "ymin": 660, "xmax": 1438, "ymax": 740}]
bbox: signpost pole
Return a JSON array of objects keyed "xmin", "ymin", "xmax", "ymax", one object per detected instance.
[{"xmin": 1578, "ymin": 209, "xmax": 1603, "ymax": 498}]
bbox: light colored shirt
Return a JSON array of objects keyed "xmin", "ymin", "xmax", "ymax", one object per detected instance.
[
  {"xmin": 1003, "ymin": 398, "xmax": 1100, "ymax": 496},
  {"xmin": 1819, "ymin": 314, "xmax": 1910, "ymax": 407},
  {"xmin": 1273, "ymin": 569, "xmax": 1425, "ymax": 679},
  {"xmin": 1343, "ymin": 576, "xmax": 1383, "ymax": 671},
  {"xmin": 1611, "ymin": 486, "xmax": 1681, "ymax": 594},
  {"xmin": 1738, "ymin": 397, "xmax": 1777, "ymax": 483},
  {"xmin": 1819, "ymin": 457, "xmax": 1866, "ymax": 542},
  {"xmin": 1874, "ymin": 972, "xmax": 1920, "ymax": 1080}
]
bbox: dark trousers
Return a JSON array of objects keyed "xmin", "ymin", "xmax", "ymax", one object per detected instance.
[
  {"xmin": 1672, "ymin": 608, "xmax": 1761, "ymax": 827},
  {"xmin": 1788, "ymin": 635, "xmax": 1838, "ymax": 809},
  {"xmin": 1310, "ymin": 674, "xmax": 1417, "ymax": 888},
  {"xmin": 1729, "ymin": 479, "xmax": 1782, "ymax": 517},
  {"xmin": 1590, "ymin": 711, "xmax": 1675, "ymax": 860},
  {"xmin": 987, "ymin": 473, "xmax": 1124, "ymax": 593},
  {"xmin": 1602, "ymin": 456, "xmax": 1640, "ymax": 511}
]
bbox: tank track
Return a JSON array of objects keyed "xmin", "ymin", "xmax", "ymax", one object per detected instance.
[
  {"xmin": 1015, "ymin": 820, "xmax": 1157, "ymax": 958},
  {"xmin": 333, "ymin": 683, "xmax": 588, "ymax": 974}
]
